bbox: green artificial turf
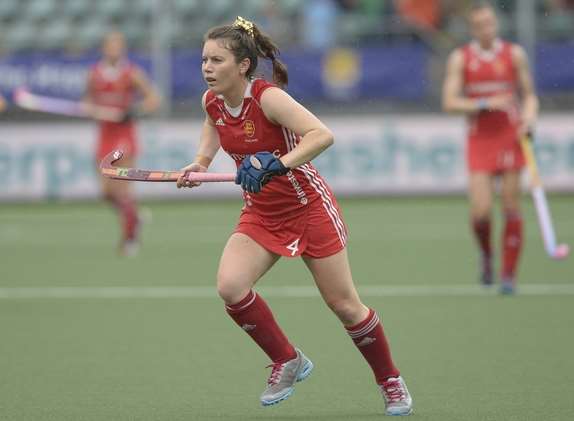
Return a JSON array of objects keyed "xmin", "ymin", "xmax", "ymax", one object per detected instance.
[{"xmin": 1, "ymin": 196, "xmax": 572, "ymax": 420}]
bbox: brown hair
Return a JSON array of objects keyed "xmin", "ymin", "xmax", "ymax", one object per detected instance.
[{"xmin": 204, "ymin": 19, "xmax": 288, "ymax": 88}]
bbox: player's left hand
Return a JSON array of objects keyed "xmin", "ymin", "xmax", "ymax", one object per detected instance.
[
  {"xmin": 177, "ymin": 163, "xmax": 207, "ymax": 188},
  {"xmin": 235, "ymin": 152, "xmax": 289, "ymax": 193},
  {"xmin": 519, "ymin": 120, "xmax": 535, "ymax": 141}
]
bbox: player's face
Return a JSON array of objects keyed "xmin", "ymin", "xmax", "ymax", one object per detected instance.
[
  {"xmin": 202, "ymin": 39, "xmax": 248, "ymax": 94},
  {"xmin": 469, "ymin": 8, "xmax": 499, "ymax": 46},
  {"xmin": 102, "ymin": 33, "xmax": 126, "ymax": 62}
]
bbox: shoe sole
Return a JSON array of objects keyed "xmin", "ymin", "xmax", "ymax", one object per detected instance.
[
  {"xmin": 296, "ymin": 358, "xmax": 314, "ymax": 382},
  {"xmin": 385, "ymin": 407, "xmax": 413, "ymax": 416},
  {"xmin": 261, "ymin": 358, "xmax": 314, "ymax": 407}
]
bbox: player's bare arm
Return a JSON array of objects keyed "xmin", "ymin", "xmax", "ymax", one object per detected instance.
[
  {"xmin": 260, "ymin": 87, "xmax": 333, "ymax": 169},
  {"xmin": 512, "ymin": 45, "xmax": 539, "ymax": 135},
  {"xmin": 195, "ymin": 90, "xmax": 222, "ymax": 165},
  {"xmin": 82, "ymin": 72, "xmax": 94, "ymax": 103},
  {"xmin": 177, "ymin": 91, "xmax": 221, "ymax": 188},
  {"xmin": 442, "ymin": 49, "xmax": 513, "ymax": 114},
  {"xmin": 81, "ymin": 73, "xmax": 98, "ymax": 116},
  {"xmin": 442, "ymin": 49, "xmax": 478, "ymax": 114},
  {"xmin": 132, "ymin": 68, "xmax": 162, "ymax": 115},
  {"xmin": 0, "ymin": 93, "xmax": 6, "ymax": 112}
]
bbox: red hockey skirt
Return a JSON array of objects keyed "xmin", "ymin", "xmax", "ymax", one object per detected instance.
[
  {"xmin": 467, "ymin": 134, "xmax": 525, "ymax": 174},
  {"xmin": 235, "ymin": 198, "xmax": 348, "ymax": 258}
]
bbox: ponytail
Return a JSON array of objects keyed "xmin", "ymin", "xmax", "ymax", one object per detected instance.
[{"xmin": 251, "ymin": 25, "xmax": 288, "ymax": 88}]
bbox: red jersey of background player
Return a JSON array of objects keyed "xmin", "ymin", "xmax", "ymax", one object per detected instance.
[
  {"xmin": 462, "ymin": 39, "xmax": 524, "ymax": 172},
  {"xmin": 87, "ymin": 60, "xmax": 138, "ymax": 159},
  {"xmin": 206, "ymin": 79, "xmax": 344, "ymax": 221}
]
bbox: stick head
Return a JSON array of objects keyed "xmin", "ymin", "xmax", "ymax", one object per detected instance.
[
  {"xmin": 100, "ymin": 150, "xmax": 124, "ymax": 170},
  {"xmin": 552, "ymin": 244, "xmax": 570, "ymax": 260}
]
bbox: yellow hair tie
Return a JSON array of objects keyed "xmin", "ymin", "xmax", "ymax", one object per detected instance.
[{"xmin": 233, "ymin": 16, "xmax": 254, "ymax": 38}]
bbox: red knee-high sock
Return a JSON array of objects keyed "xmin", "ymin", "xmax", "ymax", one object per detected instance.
[
  {"xmin": 104, "ymin": 194, "xmax": 139, "ymax": 241},
  {"xmin": 472, "ymin": 217, "xmax": 492, "ymax": 259},
  {"xmin": 346, "ymin": 309, "xmax": 400, "ymax": 384},
  {"xmin": 120, "ymin": 197, "xmax": 139, "ymax": 241},
  {"xmin": 502, "ymin": 211, "xmax": 523, "ymax": 280},
  {"xmin": 226, "ymin": 290, "xmax": 297, "ymax": 364}
]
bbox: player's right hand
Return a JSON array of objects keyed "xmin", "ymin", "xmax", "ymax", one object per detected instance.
[
  {"xmin": 119, "ymin": 106, "xmax": 142, "ymax": 123},
  {"xmin": 177, "ymin": 163, "xmax": 207, "ymax": 188},
  {"xmin": 485, "ymin": 94, "xmax": 514, "ymax": 111},
  {"xmin": 119, "ymin": 109, "xmax": 135, "ymax": 123}
]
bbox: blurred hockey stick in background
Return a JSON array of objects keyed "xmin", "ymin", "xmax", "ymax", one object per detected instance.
[
  {"xmin": 14, "ymin": 87, "xmax": 124, "ymax": 122},
  {"xmin": 520, "ymin": 134, "xmax": 569, "ymax": 260}
]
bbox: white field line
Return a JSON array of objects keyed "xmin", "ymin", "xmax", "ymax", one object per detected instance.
[{"xmin": 0, "ymin": 284, "xmax": 573, "ymax": 299}]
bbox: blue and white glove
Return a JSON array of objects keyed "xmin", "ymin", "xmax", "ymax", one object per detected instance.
[{"xmin": 235, "ymin": 152, "xmax": 289, "ymax": 193}]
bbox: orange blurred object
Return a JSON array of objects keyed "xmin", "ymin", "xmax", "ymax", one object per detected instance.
[{"xmin": 395, "ymin": 0, "xmax": 441, "ymax": 31}]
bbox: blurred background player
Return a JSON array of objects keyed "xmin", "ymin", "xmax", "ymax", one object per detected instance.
[
  {"xmin": 442, "ymin": 1, "xmax": 539, "ymax": 294},
  {"xmin": 0, "ymin": 93, "xmax": 6, "ymax": 112},
  {"xmin": 84, "ymin": 31, "xmax": 161, "ymax": 256},
  {"xmin": 177, "ymin": 17, "xmax": 412, "ymax": 416}
]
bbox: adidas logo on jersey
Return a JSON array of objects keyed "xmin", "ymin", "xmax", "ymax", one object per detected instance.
[{"xmin": 215, "ymin": 118, "xmax": 225, "ymax": 126}]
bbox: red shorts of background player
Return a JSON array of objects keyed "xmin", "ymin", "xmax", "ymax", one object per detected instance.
[
  {"xmin": 95, "ymin": 123, "xmax": 138, "ymax": 161},
  {"xmin": 235, "ymin": 198, "xmax": 348, "ymax": 258},
  {"xmin": 467, "ymin": 135, "xmax": 525, "ymax": 174}
]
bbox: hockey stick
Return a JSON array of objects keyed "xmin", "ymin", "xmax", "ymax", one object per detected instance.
[
  {"xmin": 520, "ymin": 135, "xmax": 570, "ymax": 260},
  {"xmin": 100, "ymin": 150, "xmax": 236, "ymax": 183},
  {"xmin": 13, "ymin": 87, "xmax": 124, "ymax": 122}
]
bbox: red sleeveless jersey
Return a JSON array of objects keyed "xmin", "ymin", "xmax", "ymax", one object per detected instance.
[
  {"xmin": 88, "ymin": 60, "xmax": 137, "ymax": 129},
  {"xmin": 205, "ymin": 79, "xmax": 342, "ymax": 224},
  {"xmin": 462, "ymin": 39, "xmax": 520, "ymax": 139},
  {"xmin": 88, "ymin": 60, "xmax": 139, "ymax": 159}
]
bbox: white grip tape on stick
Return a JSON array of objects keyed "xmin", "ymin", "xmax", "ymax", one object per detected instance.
[{"xmin": 532, "ymin": 186, "xmax": 557, "ymax": 256}]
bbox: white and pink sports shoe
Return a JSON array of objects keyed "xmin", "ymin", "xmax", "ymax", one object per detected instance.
[
  {"xmin": 380, "ymin": 376, "xmax": 413, "ymax": 416},
  {"xmin": 260, "ymin": 348, "xmax": 314, "ymax": 406}
]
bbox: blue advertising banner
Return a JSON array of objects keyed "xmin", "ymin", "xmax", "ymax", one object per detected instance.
[
  {"xmin": 536, "ymin": 42, "xmax": 574, "ymax": 93},
  {"xmin": 1, "ymin": 43, "xmax": 573, "ymax": 103},
  {"xmin": 0, "ymin": 45, "xmax": 428, "ymax": 102},
  {"xmin": 0, "ymin": 51, "xmax": 152, "ymax": 100}
]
